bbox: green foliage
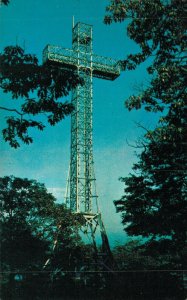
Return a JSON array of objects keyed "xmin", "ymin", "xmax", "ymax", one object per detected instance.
[
  {"xmin": 1, "ymin": 0, "xmax": 10, "ymax": 5},
  {"xmin": 1, "ymin": 175, "xmax": 185, "ymax": 300},
  {"xmin": 113, "ymin": 240, "xmax": 187, "ymax": 270},
  {"xmin": 111, "ymin": 240, "xmax": 186, "ymax": 299},
  {"xmin": 105, "ymin": 0, "xmax": 187, "ymax": 254},
  {"xmin": 0, "ymin": 46, "xmax": 82, "ymax": 147},
  {"xmin": 1, "ymin": 176, "xmax": 110, "ymax": 299},
  {"xmin": 105, "ymin": 0, "xmax": 186, "ymax": 111},
  {"xmin": 113, "ymin": 240, "xmax": 158, "ymax": 270},
  {"xmin": 0, "ymin": 176, "xmax": 87, "ymax": 298}
]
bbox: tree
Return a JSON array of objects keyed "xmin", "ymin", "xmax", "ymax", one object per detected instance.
[
  {"xmin": 0, "ymin": 0, "xmax": 10, "ymax": 5},
  {"xmin": 112, "ymin": 240, "xmax": 185, "ymax": 299},
  {"xmin": 113, "ymin": 240, "xmax": 187, "ymax": 271},
  {"xmin": 113, "ymin": 240, "xmax": 159, "ymax": 270},
  {"xmin": 0, "ymin": 176, "xmax": 85, "ymax": 298},
  {"xmin": 0, "ymin": 46, "xmax": 82, "ymax": 148},
  {"xmin": 105, "ymin": 0, "xmax": 187, "ymax": 254}
]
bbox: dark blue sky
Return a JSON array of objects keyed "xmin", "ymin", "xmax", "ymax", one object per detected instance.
[{"xmin": 0, "ymin": 0, "xmax": 158, "ymax": 246}]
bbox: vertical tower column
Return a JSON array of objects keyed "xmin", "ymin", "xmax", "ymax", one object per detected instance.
[
  {"xmin": 42, "ymin": 21, "xmax": 121, "ymax": 271},
  {"xmin": 70, "ymin": 23, "xmax": 95, "ymax": 213}
]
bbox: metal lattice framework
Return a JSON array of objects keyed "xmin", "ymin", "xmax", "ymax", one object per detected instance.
[{"xmin": 43, "ymin": 22, "xmax": 120, "ymax": 270}]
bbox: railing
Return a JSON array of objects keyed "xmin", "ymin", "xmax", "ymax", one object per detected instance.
[{"xmin": 43, "ymin": 45, "xmax": 120, "ymax": 76}]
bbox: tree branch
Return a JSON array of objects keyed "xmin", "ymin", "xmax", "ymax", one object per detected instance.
[
  {"xmin": 0, "ymin": 106, "xmax": 24, "ymax": 117},
  {"xmin": 126, "ymin": 138, "xmax": 146, "ymax": 149},
  {"xmin": 134, "ymin": 121, "xmax": 156, "ymax": 143},
  {"xmin": 134, "ymin": 121, "xmax": 151, "ymax": 134}
]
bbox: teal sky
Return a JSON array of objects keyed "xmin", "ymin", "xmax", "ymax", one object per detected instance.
[{"xmin": 0, "ymin": 0, "xmax": 158, "ymax": 246}]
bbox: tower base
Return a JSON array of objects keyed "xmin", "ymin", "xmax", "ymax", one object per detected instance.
[{"xmin": 79, "ymin": 212, "xmax": 116, "ymax": 272}]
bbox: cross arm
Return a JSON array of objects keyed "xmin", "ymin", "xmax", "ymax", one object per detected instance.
[
  {"xmin": 92, "ymin": 54, "xmax": 120, "ymax": 80},
  {"xmin": 43, "ymin": 45, "xmax": 78, "ymax": 72},
  {"xmin": 43, "ymin": 45, "xmax": 121, "ymax": 81}
]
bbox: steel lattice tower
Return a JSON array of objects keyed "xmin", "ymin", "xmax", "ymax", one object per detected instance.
[{"xmin": 43, "ymin": 22, "xmax": 120, "ymax": 270}]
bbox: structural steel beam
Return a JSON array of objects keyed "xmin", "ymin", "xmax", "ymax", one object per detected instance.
[{"xmin": 43, "ymin": 22, "xmax": 120, "ymax": 270}]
